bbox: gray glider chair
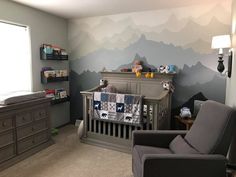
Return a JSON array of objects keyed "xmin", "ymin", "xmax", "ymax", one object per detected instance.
[{"xmin": 132, "ymin": 100, "xmax": 236, "ymax": 177}]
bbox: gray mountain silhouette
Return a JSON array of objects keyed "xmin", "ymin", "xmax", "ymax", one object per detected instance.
[
  {"xmin": 184, "ymin": 39, "xmax": 211, "ymax": 54},
  {"xmin": 70, "ymin": 70, "xmax": 101, "ymax": 120},
  {"xmin": 70, "ymin": 34, "xmax": 203, "ymax": 75},
  {"xmin": 173, "ymin": 74, "xmax": 226, "ymax": 108},
  {"xmin": 116, "ymin": 53, "xmax": 156, "ymax": 71},
  {"xmin": 175, "ymin": 61, "xmax": 224, "ymax": 86}
]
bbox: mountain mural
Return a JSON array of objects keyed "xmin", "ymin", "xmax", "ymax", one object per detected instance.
[
  {"xmin": 172, "ymin": 62, "xmax": 226, "ymax": 107},
  {"xmin": 68, "ymin": 1, "xmax": 231, "ymax": 121},
  {"xmin": 70, "ymin": 35, "xmax": 207, "ymax": 75}
]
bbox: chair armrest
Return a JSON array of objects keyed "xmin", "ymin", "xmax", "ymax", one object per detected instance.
[
  {"xmin": 142, "ymin": 154, "xmax": 227, "ymax": 177},
  {"xmin": 132, "ymin": 130, "xmax": 187, "ymax": 148}
]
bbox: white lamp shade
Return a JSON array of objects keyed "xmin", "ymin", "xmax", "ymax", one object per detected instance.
[{"xmin": 211, "ymin": 35, "xmax": 231, "ymax": 49}]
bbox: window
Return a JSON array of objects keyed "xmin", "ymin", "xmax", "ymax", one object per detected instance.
[{"xmin": 0, "ymin": 21, "xmax": 32, "ymax": 95}]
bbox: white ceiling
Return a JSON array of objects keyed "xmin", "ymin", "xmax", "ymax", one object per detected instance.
[{"xmin": 13, "ymin": 0, "xmax": 223, "ymax": 19}]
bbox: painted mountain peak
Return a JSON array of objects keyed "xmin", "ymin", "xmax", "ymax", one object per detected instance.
[
  {"xmin": 116, "ymin": 53, "xmax": 156, "ymax": 71},
  {"xmin": 176, "ymin": 61, "xmax": 224, "ymax": 86}
]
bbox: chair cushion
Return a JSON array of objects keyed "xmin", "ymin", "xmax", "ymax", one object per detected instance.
[
  {"xmin": 185, "ymin": 100, "xmax": 236, "ymax": 154},
  {"xmin": 132, "ymin": 145, "xmax": 172, "ymax": 177},
  {"xmin": 169, "ymin": 135, "xmax": 200, "ymax": 154}
]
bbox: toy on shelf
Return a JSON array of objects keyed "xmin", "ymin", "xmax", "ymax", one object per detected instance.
[
  {"xmin": 45, "ymin": 88, "xmax": 68, "ymax": 100},
  {"xmin": 132, "ymin": 60, "xmax": 143, "ymax": 73},
  {"xmin": 42, "ymin": 67, "xmax": 68, "ymax": 78},
  {"xmin": 40, "ymin": 44, "xmax": 68, "ymax": 60},
  {"xmin": 161, "ymin": 81, "xmax": 175, "ymax": 92},
  {"xmin": 132, "ymin": 60, "xmax": 143, "ymax": 78},
  {"xmin": 158, "ymin": 65, "xmax": 176, "ymax": 74}
]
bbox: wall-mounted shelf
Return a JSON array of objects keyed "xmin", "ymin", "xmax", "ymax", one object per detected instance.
[
  {"xmin": 41, "ymin": 71, "xmax": 68, "ymax": 84},
  {"xmin": 40, "ymin": 47, "xmax": 68, "ymax": 60},
  {"xmin": 51, "ymin": 96, "xmax": 70, "ymax": 105}
]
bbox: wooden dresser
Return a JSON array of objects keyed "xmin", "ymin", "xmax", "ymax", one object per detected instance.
[{"xmin": 0, "ymin": 97, "xmax": 52, "ymax": 170}]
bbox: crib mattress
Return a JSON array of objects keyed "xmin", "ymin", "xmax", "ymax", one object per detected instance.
[{"xmin": 0, "ymin": 91, "xmax": 46, "ymax": 105}]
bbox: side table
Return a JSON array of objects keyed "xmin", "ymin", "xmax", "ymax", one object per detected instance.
[{"xmin": 175, "ymin": 115, "xmax": 195, "ymax": 130}]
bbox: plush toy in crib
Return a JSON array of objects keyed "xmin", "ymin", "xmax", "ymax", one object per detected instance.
[
  {"xmin": 161, "ymin": 81, "xmax": 175, "ymax": 92},
  {"xmin": 101, "ymin": 84, "xmax": 117, "ymax": 93}
]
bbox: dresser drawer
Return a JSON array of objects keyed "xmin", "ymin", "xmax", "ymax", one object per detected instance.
[
  {"xmin": 0, "ymin": 144, "xmax": 16, "ymax": 163},
  {"xmin": 18, "ymin": 131, "xmax": 49, "ymax": 154},
  {"xmin": 0, "ymin": 118, "xmax": 13, "ymax": 133},
  {"xmin": 33, "ymin": 108, "xmax": 47, "ymax": 121},
  {"xmin": 34, "ymin": 131, "xmax": 48, "ymax": 144},
  {"xmin": 16, "ymin": 112, "xmax": 32, "ymax": 126},
  {"xmin": 17, "ymin": 120, "xmax": 48, "ymax": 140},
  {"xmin": 0, "ymin": 131, "xmax": 14, "ymax": 148},
  {"xmin": 17, "ymin": 136, "xmax": 34, "ymax": 154},
  {"xmin": 34, "ymin": 120, "xmax": 48, "ymax": 132}
]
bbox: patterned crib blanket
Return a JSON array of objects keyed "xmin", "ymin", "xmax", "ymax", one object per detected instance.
[{"xmin": 93, "ymin": 92, "xmax": 143, "ymax": 124}]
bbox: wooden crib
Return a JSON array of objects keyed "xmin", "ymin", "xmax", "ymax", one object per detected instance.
[{"xmin": 80, "ymin": 72, "xmax": 175, "ymax": 152}]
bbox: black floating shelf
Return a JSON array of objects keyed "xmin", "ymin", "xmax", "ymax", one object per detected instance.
[
  {"xmin": 51, "ymin": 96, "xmax": 70, "ymax": 105},
  {"xmin": 40, "ymin": 47, "xmax": 68, "ymax": 60},
  {"xmin": 41, "ymin": 72, "xmax": 69, "ymax": 84}
]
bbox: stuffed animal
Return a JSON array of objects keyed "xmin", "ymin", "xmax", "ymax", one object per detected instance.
[
  {"xmin": 132, "ymin": 60, "xmax": 143, "ymax": 73},
  {"xmin": 161, "ymin": 81, "xmax": 175, "ymax": 92},
  {"xmin": 159, "ymin": 65, "xmax": 166, "ymax": 73},
  {"xmin": 101, "ymin": 84, "xmax": 117, "ymax": 93},
  {"xmin": 180, "ymin": 107, "xmax": 192, "ymax": 118},
  {"xmin": 159, "ymin": 65, "xmax": 176, "ymax": 74}
]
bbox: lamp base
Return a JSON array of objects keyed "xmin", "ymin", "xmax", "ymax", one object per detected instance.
[{"xmin": 217, "ymin": 54, "xmax": 225, "ymax": 73}]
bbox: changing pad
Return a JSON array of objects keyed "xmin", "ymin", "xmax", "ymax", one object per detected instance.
[{"xmin": 0, "ymin": 91, "xmax": 46, "ymax": 105}]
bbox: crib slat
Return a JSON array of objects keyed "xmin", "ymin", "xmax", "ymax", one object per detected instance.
[
  {"xmin": 146, "ymin": 104, "xmax": 150, "ymax": 130},
  {"xmin": 83, "ymin": 96, "xmax": 88, "ymax": 136},
  {"xmin": 103, "ymin": 122, "xmax": 106, "ymax": 135},
  {"xmin": 89, "ymin": 99, "xmax": 92, "ymax": 132},
  {"xmin": 124, "ymin": 125, "xmax": 127, "ymax": 139},
  {"xmin": 94, "ymin": 120, "xmax": 97, "ymax": 133},
  {"xmin": 118, "ymin": 124, "xmax": 121, "ymax": 138},
  {"xmin": 153, "ymin": 103, "xmax": 158, "ymax": 130},
  {"xmin": 98, "ymin": 121, "xmax": 101, "ymax": 134},
  {"xmin": 128, "ymin": 126, "xmax": 132, "ymax": 139},
  {"xmin": 108, "ymin": 123, "xmax": 111, "ymax": 136},
  {"xmin": 113, "ymin": 124, "xmax": 116, "ymax": 137}
]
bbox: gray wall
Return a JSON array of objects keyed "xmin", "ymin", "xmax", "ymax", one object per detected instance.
[
  {"xmin": 0, "ymin": 0, "xmax": 70, "ymax": 128},
  {"xmin": 68, "ymin": 1, "xmax": 231, "ymax": 121},
  {"xmin": 226, "ymin": 0, "xmax": 236, "ymax": 164}
]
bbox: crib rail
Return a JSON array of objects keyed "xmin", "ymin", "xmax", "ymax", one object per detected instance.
[{"xmin": 80, "ymin": 86, "xmax": 170, "ymax": 152}]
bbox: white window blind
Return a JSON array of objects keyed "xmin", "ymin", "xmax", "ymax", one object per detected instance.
[{"xmin": 0, "ymin": 21, "xmax": 31, "ymax": 95}]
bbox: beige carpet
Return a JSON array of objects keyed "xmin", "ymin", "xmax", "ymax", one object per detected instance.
[{"xmin": 0, "ymin": 125, "xmax": 133, "ymax": 177}]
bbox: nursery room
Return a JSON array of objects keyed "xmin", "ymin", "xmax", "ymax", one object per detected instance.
[{"xmin": 0, "ymin": 0, "xmax": 236, "ymax": 176}]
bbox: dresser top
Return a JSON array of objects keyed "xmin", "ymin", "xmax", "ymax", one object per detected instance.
[{"xmin": 0, "ymin": 97, "xmax": 51, "ymax": 113}]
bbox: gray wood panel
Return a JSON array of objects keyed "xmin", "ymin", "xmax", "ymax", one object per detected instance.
[
  {"xmin": 0, "ymin": 145, "xmax": 16, "ymax": 163},
  {"xmin": 81, "ymin": 72, "xmax": 174, "ymax": 153},
  {"xmin": 0, "ymin": 98, "xmax": 51, "ymax": 170}
]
